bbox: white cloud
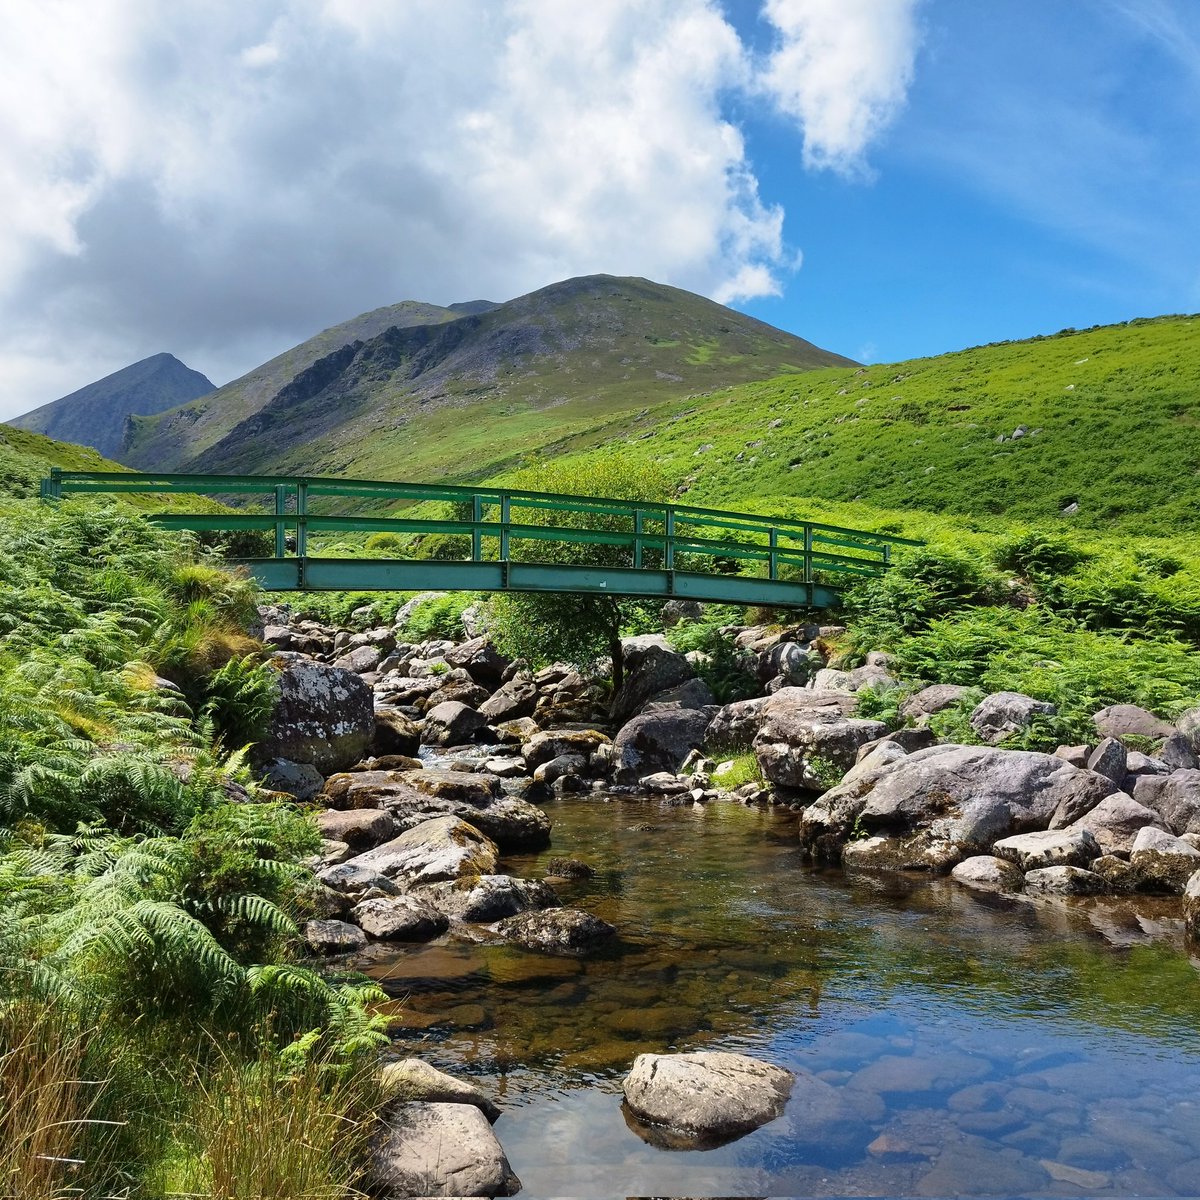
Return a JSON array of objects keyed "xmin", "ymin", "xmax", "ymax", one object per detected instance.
[
  {"xmin": 0, "ymin": 0, "xmax": 917, "ymax": 420},
  {"xmin": 761, "ymin": 0, "xmax": 922, "ymax": 175}
]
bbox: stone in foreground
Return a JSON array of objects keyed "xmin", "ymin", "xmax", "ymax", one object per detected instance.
[
  {"xmin": 495, "ymin": 907, "xmax": 616, "ymax": 954},
  {"xmin": 370, "ymin": 1101, "xmax": 520, "ymax": 1197},
  {"xmin": 380, "ymin": 1058, "xmax": 501, "ymax": 1122},
  {"xmin": 303, "ymin": 918, "xmax": 367, "ymax": 955},
  {"xmin": 622, "ymin": 1050, "xmax": 793, "ymax": 1149},
  {"xmin": 950, "ymin": 856, "xmax": 1025, "ymax": 893}
]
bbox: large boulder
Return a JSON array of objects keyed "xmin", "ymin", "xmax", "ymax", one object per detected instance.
[
  {"xmin": 370, "ymin": 1102, "xmax": 520, "ymax": 1197},
  {"xmin": 705, "ymin": 695, "xmax": 771, "ymax": 751},
  {"xmin": 622, "ymin": 1051, "xmax": 793, "ymax": 1149},
  {"xmin": 810, "ymin": 664, "xmax": 898, "ymax": 693},
  {"xmin": 899, "ymin": 684, "xmax": 970, "ymax": 720},
  {"xmin": 260, "ymin": 758, "xmax": 324, "ymax": 801},
  {"xmin": 258, "ymin": 659, "xmax": 373, "ymax": 773},
  {"xmin": 1092, "ymin": 704, "xmax": 1175, "ymax": 740},
  {"xmin": 758, "ymin": 640, "xmax": 818, "ymax": 687},
  {"xmin": 478, "ymin": 676, "xmax": 538, "ymax": 722},
  {"xmin": 754, "ymin": 703, "xmax": 888, "ymax": 792},
  {"xmin": 421, "ymin": 701, "xmax": 487, "ymax": 746},
  {"xmin": 351, "ymin": 895, "xmax": 449, "ymax": 941},
  {"xmin": 642, "ymin": 677, "xmax": 716, "ymax": 712},
  {"xmin": 345, "ymin": 815, "xmax": 498, "ymax": 884},
  {"xmin": 414, "ymin": 874, "xmax": 558, "ymax": 923},
  {"xmin": 969, "ymin": 691, "xmax": 1056, "ymax": 744},
  {"xmin": 494, "ymin": 907, "xmax": 616, "ymax": 954},
  {"xmin": 1128, "ymin": 826, "xmax": 1200, "ymax": 893},
  {"xmin": 522, "ymin": 729, "xmax": 610, "ymax": 770},
  {"xmin": 443, "ymin": 637, "xmax": 509, "ymax": 689},
  {"xmin": 611, "ymin": 636, "xmax": 694, "ymax": 724},
  {"xmin": 1023, "ymin": 865, "xmax": 1109, "ymax": 895},
  {"xmin": 303, "ymin": 919, "xmax": 368, "ymax": 955},
  {"xmin": 373, "ymin": 707, "xmax": 422, "ymax": 757},
  {"xmin": 1064, "ymin": 793, "xmax": 1169, "ymax": 855},
  {"xmin": 800, "ymin": 745, "xmax": 1118, "ymax": 864},
  {"xmin": 315, "ymin": 808, "xmax": 398, "ymax": 851},
  {"xmin": 1144, "ymin": 770, "xmax": 1200, "ymax": 835},
  {"xmin": 613, "ymin": 707, "xmax": 716, "ymax": 780},
  {"xmin": 951, "ymin": 856, "xmax": 1025, "ymax": 893}
]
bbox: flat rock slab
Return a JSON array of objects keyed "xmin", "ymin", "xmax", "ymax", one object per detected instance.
[
  {"xmin": 622, "ymin": 1051, "xmax": 793, "ymax": 1149},
  {"xmin": 347, "ymin": 815, "xmax": 498, "ymax": 884},
  {"xmin": 992, "ymin": 828, "xmax": 1099, "ymax": 870},
  {"xmin": 370, "ymin": 1101, "xmax": 520, "ymax": 1197}
]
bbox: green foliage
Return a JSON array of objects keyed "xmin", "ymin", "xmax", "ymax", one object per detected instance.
[
  {"xmin": 805, "ymin": 753, "xmax": 847, "ymax": 792},
  {"xmin": 399, "ymin": 592, "xmax": 476, "ymax": 642},
  {"xmin": 853, "ymin": 683, "xmax": 906, "ymax": 729},
  {"xmin": 204, "ymin": 656, "xmax": 278, "ymax": 751},
  {"xmin": 667, "ymin": 619, "xmax": 758, "ymax": 704},
  {"xmin": 712, "ymin": 752, "xmax": 763, "ymax": 790}
]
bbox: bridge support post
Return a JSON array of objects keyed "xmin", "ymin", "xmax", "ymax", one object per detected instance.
[{"xmin": 803, "ymin": 524, "xmax": 814, "ymax": 584}]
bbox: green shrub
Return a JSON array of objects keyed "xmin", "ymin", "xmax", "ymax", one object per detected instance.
[
  {"xmin": 399, "ymin": 593, "xmax": 476, "ymax": 642},
  {"xmin": 667, "ymin": 620, "xmax": 757, "ymax": 704},
  {"xmin": 203, "ymin": 656, "xmax": 277, "ymax": 751}
]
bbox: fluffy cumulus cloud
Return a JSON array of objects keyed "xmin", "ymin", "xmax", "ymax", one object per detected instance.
[{"xmin": 0, "ymin": 0, "xmax": 919, "ymax": 417}]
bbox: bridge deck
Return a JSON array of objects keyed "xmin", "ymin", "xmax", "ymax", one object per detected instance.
[{"xmin": 42, "ymin": 470, "xmax": 918, "ymax": 608}]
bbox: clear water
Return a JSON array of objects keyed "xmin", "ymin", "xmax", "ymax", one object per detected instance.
[{"xmin": 361, "ymin": 794, "xmax": 1200, "ymax": 1197}]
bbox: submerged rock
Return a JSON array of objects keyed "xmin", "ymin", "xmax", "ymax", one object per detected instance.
[
  {"xmin": 495, "ymin": 907, "xmax": 616, "ymax": 954},
  {"xmin": 370, "ymin": 1101, "xmax": 520, "ymax": 1197},
  {"xmin": 622, "ymin": 1050, "xmax": 793, "ymax": 1149}
]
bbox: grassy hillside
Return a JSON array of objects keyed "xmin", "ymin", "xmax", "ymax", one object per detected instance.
[
  {"xmin": 508, "ymin": 313, "xmax": 1200, "ymax": 537},
  {"xmin": 8, "ymin": 352, "xmax": 214, "ymax": 459},
  {"xmin": 122, "ymin": 299, "xmax": 483, "ymax": 469},
  {"xmin": 125, "ymin": 275, "xmax": 854, "ymax": 480}
]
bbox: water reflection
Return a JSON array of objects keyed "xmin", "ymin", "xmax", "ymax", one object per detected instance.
[{"xmin": 363, "ymin": 794, "xmax": 1200, "ymax": 1197}]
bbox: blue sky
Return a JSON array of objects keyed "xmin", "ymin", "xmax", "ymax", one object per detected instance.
[
  {"xmin": 734, "ymin": 0, "xmax": 1200, "ymax": 362},
  {"xmin": 0, "ymin": 0, "xmax": 1197, "ymax": 416}
]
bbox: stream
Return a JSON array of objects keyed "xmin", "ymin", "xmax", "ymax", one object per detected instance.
[{"xmin": 361, "ymin": 792, "xmax": 1200, "ymax": 1197}]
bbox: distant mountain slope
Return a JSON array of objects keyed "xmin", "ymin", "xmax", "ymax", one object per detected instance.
[
  {"xmin": 10, "ymin": 353, "xmax": 214, "ymax": 458},
  {"xmin": 130, "ymin": 274, "xmax": 854, "ymax": 479},
  {"xmin": 122, "ymin": 299, "xmax": 497, "ymax": 469},
  {"xmin": 513, "ymin": 313, "xmax": 1200, "ymax": 536}
]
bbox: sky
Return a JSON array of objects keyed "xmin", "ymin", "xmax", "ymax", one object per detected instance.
[{"xmin": 1, "ymin": 0, "xmax": 1198, "ymax": 420}]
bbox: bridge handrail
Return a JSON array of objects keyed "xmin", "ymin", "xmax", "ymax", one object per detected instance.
[{"xmin": 41, "ymin": 468, "xmax": 919, "ymax": 591}]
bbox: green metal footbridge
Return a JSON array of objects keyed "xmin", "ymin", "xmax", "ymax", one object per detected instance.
[{"xmin": 42, "ymin": 469, "xmax": 917, "ymax": 608}]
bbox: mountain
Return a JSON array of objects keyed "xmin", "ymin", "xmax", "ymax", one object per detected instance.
[
  {"xmin": 121, "ymin": 299, "xmax": 499, "ymax": 470},
  {"xmin": 10, "ymin": 353, "xmax": 214, "ymax": 459},
  {"xmin": 120, "ymin": 275, "xmax": 854, "ymax": 478}
]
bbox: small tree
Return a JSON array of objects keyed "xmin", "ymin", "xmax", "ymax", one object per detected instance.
[{"xmin": 485, "ymin": 457, "xmax": 674, "ymax": 694}]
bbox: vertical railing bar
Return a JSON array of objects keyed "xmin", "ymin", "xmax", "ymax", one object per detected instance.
[
  {"xmin": 665, "ymin": 508, "xmax": 676, "ymax": 570},
  {"xmin": 634, "ymin": 510, "xmax": 644, "ymax": 570},
  {"xmin": 804, "ymin": 524, "xmax": 814, "ymax": 585},
  {"xmin": 472, "ymin": 494, "xmax": 483, "ymax": 561},
  {"xmin": 295, "ymin": 480, "xmax": 308, "ymax": 559},
  {"xmin": 500, "ymin": 495, "xmax": 511, "ymax": 561},
  {"xmin": 769, "ymin": 527, "xmax": 779, "ymax": 581},
  {"xmin": 274, "ymin": 485, "xmax": 287, "ymax": 559}
]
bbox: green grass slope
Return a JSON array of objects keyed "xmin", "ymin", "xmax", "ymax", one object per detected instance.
[
  {"xmin": 122, "ymin": 299, "xmax": 483, "ymax": 469},
  {"xmin": 8, "ymin": 352, "xmax": 214, "ymax": 459},
  {"xmin": 517, "ymin": 313, "xmax": 1200, "ymax": 537},
  {"xmin": 134, "ymin": 275, "xmax": 855, "ymax": 481}
]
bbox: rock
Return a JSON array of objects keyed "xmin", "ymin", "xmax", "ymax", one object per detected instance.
[
  {"xmin": 754, "ymin": 705, "xmax": 888, "ymax": 792},
  {"xmin": 622, "ymin": 1051, "xmax": 793, "ymax": 1149},
  {"xmin": 1087, "ymin": 737, "xmax": 1128, "ymax": 784},
  {"xmin": 639, "ymin": 771, "xmax": 690, "ymax": 794},
  {"xmin": 258, "ymin": 659, "xmax": 374, "ymax": 773},
  {"xmin": 522, "ymin": 729, "xmax": 610, "ymax": 770},
  {"xmin": 758, "ymin": 640, "xmax": 818, "ymax": 687},
  {"xmin": 642, "ymin": 677, "xmax": 716, "ymax": 712},
  {"xmin": 1184, "ymin": 870, "xmax": 1200, "ymax": 941},
  {"xmin": 661, "ymin": 598, "xmax": 704, "ymax": 627},
  {"xmin": 1129, "ymin": 826, "xmax": 1200, "ymax": 892},
  {"xmin": 421, "ymin": 700, "xmax": 487, "ymax": 746},
  {"xmin": 444, "ymin": 637, "xmax": 509, "ymax": 689},
  {"xmin": 316, "ymin": 862, "xmax": 399, "ymax": 897},
  {"xmin": 951, "ymin": 855, "xmax": 1025, "ymax": 893},
  {"xmin": 1175, "ymin": 707, "xmax": 1200, "ymax": 752},
  {"xmin": 352, "ymin": 895, "xmax": 449, "ymax": 941},
  {"xmin": 1090, "ymin": 854, "xmax": 1139, "ymax": 891},
  {"xmin": 1160, "ymin": 732, "xmax": 1199, "ymax": 770},
  {"xmin": 899, "ymin": 683, "xmax": 970, "ymax": 719},
  {"xmin": 478, "ymin": 676, "xmax": 538, "ymax": 722},
  {"xmin": 303, "ymin": 919, "xmax": 367, "ymax": 955},
  {"xmin": 613, "ymin": 707, "xmax": 716, "ymax": 780},
  {"xmin": 705, "ymin": 695, "xmax": 771, "ymax": 750},
  {"xmin": 611, "ymin": 637, "xmax": 695, "ymax": 724},
  {"xmin": 415, "ymin": 874, "xmax": 558, "ymax": 922},
  {"xmin": 369, "ymin": 1102, "xmax": 520, "ymax": 1197},
  {"xmin": 801, "ymin": 745, "xmax": 1118, "ymax": 864},
  {"xmin": 1145, "ymin": 769, "xmax": 1200, "ymax": 834},
  {"xmin": 1024, "ymin": 865, "xmax": 1109, "ymax": 895},
  {"xmin": 373, "ymin": 707, "xmax": 421, "ymax": 757},
  {"xmin": 810, "ymin": 664, "xmax": 898, "ymax": 692},
  {"xmin": 1053, "ymin": 745, "xmax": 1091, "ymax": 768},
  {"xmin": 1065, "ymin": 793, "xmax": 1169, "ymax": 855},
  {"xmin": 315, "ymin": 808, "xmax": 398, "ymax": 851},
  {"xmin": 545, "ymin": 856, "xmax": 594, "ymax": 879},
  {"xmin": 855, "ymin": 727, "xmax": 936, "ymax": 761},
  {"xmin": 346, "ymin": 815, "xmax": 498, "ymax": 884},
  {"xmin": 402, "ymin": 768, "xmax": 499, "ymax": 806},
  {"xmin": 380, "ymin": 1059, "xmax": 500, "ymax": 1122},
  {"xmin": 992, "ymin": 828, "xmax": 1100, "ymax": 870},
  {"xmin": 1092, "ymin": 704, "xmax": 1175, "ymax": 740},
  {"xmin": 494, "ymin": 907, "xmax": 616, "ymax": 954},
  {"xmin": 333, "ymin": 644, "xmax": 382, "ymax": 674},
  {"xmin": 842, "ymin": 834, "xmax": 961, "ymax": 872},
  {"xmin": 531, "ymin": 753, "xmax": 586, "ymax": 787},
  {"xmin": 969, "ymin": 691, "xmax": 1056, "ymax": 743},
  {"xmin": 462, "ymin": 797, "xmax": 551, "ymax": 852},
  {"xmin": 260, "ymin": 757, "xmax": 324, "ymax": 801}
]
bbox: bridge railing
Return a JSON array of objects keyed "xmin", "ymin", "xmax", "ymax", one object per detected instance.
[{"xmin": 41, "ymin": 469, "xmax": 919, "ymax": 601}]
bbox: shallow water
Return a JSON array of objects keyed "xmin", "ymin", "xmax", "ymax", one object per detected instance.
[{"xmin": 363, "ymin": 794, "xmax": 1200, "ymax": 1198}]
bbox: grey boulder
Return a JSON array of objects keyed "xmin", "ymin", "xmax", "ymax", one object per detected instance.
[
  {"xmin": 1065, "ymin": 793, "xmax": 1169, "ymax": 855},
  {"xmin": 346, "ymin": 815, "xmax": 498, "ymax": 884},
  {"xmin": 622, "ymin": 1051, "xmax": 793, "ymax": 1149},
  {"xmin": 951, "ymin": 856, "xmax": 1026, "ymax": 893},
  {"xmin": 421, "ymin": 700, "xmax": 487, "ymax": 746},
  {"xmin": 258, "ymin": 659, "xmax": 374, "ymax": 773},
  {"xmin": 613, "ymin": 707, "xmax": 716, "ymax": 780},
  {"xmin": 969, "ymin": 691, "xmax": 1056, "ymax": 744},
  {"xmin": 303, "ymin": 919, "xmax": 368, "ymax": 955},
  {"xmin": 494, "ymin": 907, "xmax": 616, "ymax": 954},
  {"xmin": 1092, "ymin": 704, "xmax": 1174, "ymax": 740},
  {"xmin": 351, "ymin": 895, "xmax": 449, "ymax": 941},
  {"xmin": 992, "ymin": 828, "xmax": 1100, "ymax": 871},
  {"xmin": 380, "ymin": 1058, "xmax": 501, "ymax": 1122},
  {"xmin": 1023, "ymin": 865, "xmax": 1109, "ymax": 895},
  {"xmin": 1129, "ymin": 826, "xmax": 1200, "ymax": 893}
]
